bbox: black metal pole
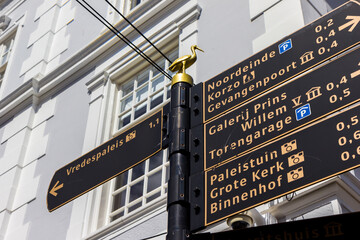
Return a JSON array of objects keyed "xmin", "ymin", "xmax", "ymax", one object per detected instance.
[{"xmin": 167, "ymin": 80, "xmax": 192, "ymax": 240}]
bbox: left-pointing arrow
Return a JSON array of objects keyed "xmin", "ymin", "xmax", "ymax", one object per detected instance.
[{"xmin": 49, "ymin": 181, "xmax": 63, "ymax": 197}]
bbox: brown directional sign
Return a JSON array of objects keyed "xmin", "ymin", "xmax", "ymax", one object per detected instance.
[
  {"xmin": 192, "ymin": 212, "xmax": 360, "ymax": 240},
  {"xmin": 47, "ymin": 106, "xmax": 167, "ymax": 212},
  {"xmin": 191, "ymin": 0, "xmax": 360, "ymax": 126},
  {"xmin": 190, "ymin": 104, "xmax": 360, "ymax": 230},
  {"xmin": 202, "ymin": 46, "xmax": 360, "ymax": 171}
]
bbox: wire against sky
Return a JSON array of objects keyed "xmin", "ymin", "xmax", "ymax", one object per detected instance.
[
  {"xmin": 79, "ymin": 0, "xmax": 172, "ymax": 79},
  {"xmin": 104, "ymin": 0, "xmax": 171, "ymax": 63},
  {"xmin": 76, "ymin": 0, "xmax": 172, "ymax": 80}
]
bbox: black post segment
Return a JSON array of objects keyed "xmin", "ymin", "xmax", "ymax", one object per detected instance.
[
  {"xmin": 190, "ymin": 124, "xmax": 204, "ymax": 176},
  {"xmin": 167, "ymin": 82, "xmax": 191, "ymax": 240},
  {"xmin": 189, "ymin": 171, "xmax": 205, "ymax": 232},
  {"xmin": 190, "ymin": 83, "xmax": 204, "ymax": 128},
  {"xmin": 162, "ymin": 102, "xmax": 171, "ymax": 149}
]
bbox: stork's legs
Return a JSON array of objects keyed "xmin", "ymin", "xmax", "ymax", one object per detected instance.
[{"xmin": 181, "ymin": 63, "xmax": 186, "ymax": 74}]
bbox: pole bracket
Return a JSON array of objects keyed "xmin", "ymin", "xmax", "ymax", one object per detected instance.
[
  {"xmin": 170, "ymin": 128, "xmax": 189, "ymax": 154},
  {"xmin": 168, "ymin": 173, "xmax": 186, "ymax": 204}
]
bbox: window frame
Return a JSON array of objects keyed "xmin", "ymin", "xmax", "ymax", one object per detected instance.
[
  {"xmin": 114, "ymin": 49, "xmax": 177, "ymax": 132},
  {"xmin": 107, "ymin": 148, "xmax": 170, "ymax": 223},
  {"xmin": 0, "ymin": 25, "xmax": 17, "ymax": 91},
  {"xmin": 82, "ymin": 0, "xmax": 202, "ymax": 235},
  {"xmin": 0, "ymin": 33, "xmax": 14, "ymax": 69},
  {"xmin": 104, "ymin": 47, "xmax": 177, "ymax": 225},
  {"xmin": 108, "ymin": 0, "xmax": 153, "ymax": 18},
  {"xmin": 82, "ymin": 42, "xmax": 179, "ymax": 239},
  {"xmin": 129, "ymin": 0, "xmax": 143, "ymax": 11}
]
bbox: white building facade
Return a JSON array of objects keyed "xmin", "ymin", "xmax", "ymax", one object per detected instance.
[{"xmin": 0, "ymin": 0, "xmax": 358, "ymax": 239}]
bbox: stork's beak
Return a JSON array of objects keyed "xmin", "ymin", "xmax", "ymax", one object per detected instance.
[{"xmin": 196, "ymin": 46, "xmax": 204, "ymax": 52}]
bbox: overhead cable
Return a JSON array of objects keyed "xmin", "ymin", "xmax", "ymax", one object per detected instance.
[
  {"xmin": 105, "ymin": 0, "xmax": 171, "ymax": 63},
  {"xmin": 76, "ymin": 0, "xmax": 172, "ymax": 80}
]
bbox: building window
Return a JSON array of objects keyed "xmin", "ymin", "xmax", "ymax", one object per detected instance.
[
  {"xmin": 109, "ymin": 48, "xmax": 178, "ymax": 223},
  {"xmin": 116, "ymin": 49, "xmax": 178, "ymax": 130},
  {"xmin": 0, "ymin": 0, "xmax": 12, "ymax": 11},
  {"xmin": 0, "ymin": 32, "xmax": 15, "ymax": 88},
  {"xmin": 119, "ymin": 0, "xmax": 146, "ymax": 14},
  {"xmin": 110, "ymin": 149, "xmax": 169, "ymax": 221},
  {"xmin": 130, "ymin": 0, "xmax": 142, "ymax": 10},
  {"xmin": 0, "ymin": 71, "xmax": 3, "ymax": 89},
  {"xmin": 0, "ymin": 34, "xmax": 14, "ymax": 65}
]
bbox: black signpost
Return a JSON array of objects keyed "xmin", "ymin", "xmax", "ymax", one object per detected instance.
[
  {"xmin": 191, "ymin": 0, "xmax": 360, "ymax": 126},
  {"xmin": 188, "ymin": 0, "xmax": 360, "ymax": 236},
  {"xmin": 49, "ymin": 1, "xmax": 360, "ymax": 240},
  {"xmin": 47, "ymin": 106, "xmax": 168, "ymax": 212}
]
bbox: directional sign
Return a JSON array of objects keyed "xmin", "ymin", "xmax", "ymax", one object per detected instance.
[
  {"xmin": 191, "ymin": 212, "xmax": 360, "ymax": 240},
  {"xmin": 190, "ymin": 104, "xmax": 360, "ymax": 229},
  {"xmin": 202, "ymin": 46, "xmax": 360, "ymax": 171},
  {"xmin": 47, "ymin": 106, "xmax": 166, "ymax": 212},
  {"xmin": 191, "ymin": 0, "xmax": 360, "ymax": 126}
]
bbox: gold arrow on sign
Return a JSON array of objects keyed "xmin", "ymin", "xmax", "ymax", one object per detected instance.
[
  {"xmin": 49, "ymin": 181, "xmax": 63, "ymax": 197},
  {"xmin": 339, "ymin": 16, "xmax": 360, "ymax": 32}
]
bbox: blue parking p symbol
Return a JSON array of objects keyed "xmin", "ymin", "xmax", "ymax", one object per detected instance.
[
  {"xmin": 279, "ymin": 39, "xmax": 293, "ymax": 54},
  {"xmin": 295, "ymin": 103, "xmax": 311, "ymax": 121}
]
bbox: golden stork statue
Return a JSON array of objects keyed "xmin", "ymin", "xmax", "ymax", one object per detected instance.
[
  {"xmin": 169, "ymin": 45, "xmax": 204, "ymax": 74},
  {"xmin": 168, "ymin": 45, "xmax": 204, "ymax": 86}
]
